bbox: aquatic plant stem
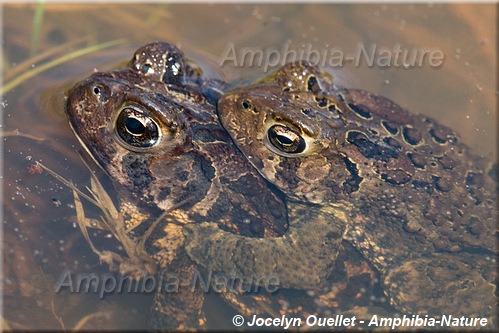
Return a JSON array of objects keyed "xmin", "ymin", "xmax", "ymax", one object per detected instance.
[
  {"xmin": 30, "ymin": 2, "xmax": 45, "ymax": 58},
  {"xmin": 1, "ymin": 38, "xmax": 127, "ymax": 95}
]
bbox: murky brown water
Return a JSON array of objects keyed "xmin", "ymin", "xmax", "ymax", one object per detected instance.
[{"xmin": 2, "ymin": 3, "xmax": 496, "ymax": 330}]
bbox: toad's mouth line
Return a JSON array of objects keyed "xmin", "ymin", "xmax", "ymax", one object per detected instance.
[{"xmin": 67, "ymin": 120, "xmax": 107, "ymax": 174}]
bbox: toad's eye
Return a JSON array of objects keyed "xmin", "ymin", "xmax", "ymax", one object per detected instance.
[
  {"xmin": 267, "ymin": 124, "xmax": 306, "ymax": 154},
  {"xmin": 162, "ymin": 53, "xmax": 184, "ymax": 84},
  {"xmin": 141, "ymin": 63, "xmax": 153, "ymax": 75},
  {"xmin": 91, "ymin": 84, "xmax": 110, "ymax": 102},
  {"xmin": 116, "ymin": 107, "xmax": 160, "ymax": 148},
  {"xmin": 240, "ymin": 99, "xmax": 252, "ymax": 110}
]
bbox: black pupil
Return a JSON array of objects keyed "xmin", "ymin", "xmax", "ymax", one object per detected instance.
[
  {"xmin": 125, "ymin": 117, "xmax": 145, "ymax": 135},
  {"xmin": 242, "ymin": 101, "xmax": 250, "ymax": 109},
  {"xmin": 277, "ymin": 135, "xmax": 293, "ymax": 145},
  {"xmin": 116, "ymin": 107, "xmax": 160, "ymax": 148},
  {"xmin": 141, "ymin": 64, "xmax": 152, "ymax": 74},
  {"xmin": 163, "ymin": 55, "xmax": 183, "ymax": 84},
  {"xmin": 268, "ymin": 125, "xmax": 306, "ymax": 154}
]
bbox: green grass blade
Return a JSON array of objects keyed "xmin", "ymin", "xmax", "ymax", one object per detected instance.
[
  {"xmin": 30, "ymin": 1, "xmax": 45, "ymax": 57},
  {"xmin": 1, "ymin": 38, "xmax": 128, "ymax": 95}
]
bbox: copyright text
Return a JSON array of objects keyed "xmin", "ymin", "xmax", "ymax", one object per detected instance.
[{"xmin": 232, "ymin": 314, "xmax": 489, "ymax": 329}]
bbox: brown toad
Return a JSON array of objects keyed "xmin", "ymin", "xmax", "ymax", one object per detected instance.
[
  {"xmin": 184, "ymin": 61, "xmax": 497, "ymax": 322},
  {"xmin": 128, "ymin": 42, "xmax": 386, "ymax": 325},
  {"xmin": 65, "ymin": 42, "xmax": 290, "ymax": 329}
]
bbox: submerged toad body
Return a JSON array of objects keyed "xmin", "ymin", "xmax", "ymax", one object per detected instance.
[
  {"xmin": 65, "ymin": 42, "xmax": 292, "ymax": 329},
  {"xmin": 185, "ymin": 61, "xmax": 497, "ymax": 320}
]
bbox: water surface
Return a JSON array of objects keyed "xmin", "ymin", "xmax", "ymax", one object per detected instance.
[{"xmin": 1, "ymin": 3, "xmax": 496, "ymax": 330}]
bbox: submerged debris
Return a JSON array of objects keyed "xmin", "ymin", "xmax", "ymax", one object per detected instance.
[{"xmin": 36, "ymin": 160, "xmax": 156, "ymax": 279}]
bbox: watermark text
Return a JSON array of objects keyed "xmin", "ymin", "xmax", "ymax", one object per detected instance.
[
  {"xmin": 54, "ymin": 268, "xmax": 280, "ymax": 299},
  {"xmin": 219, "ymin": 42, "xmax": 445, "ymax": 72}
]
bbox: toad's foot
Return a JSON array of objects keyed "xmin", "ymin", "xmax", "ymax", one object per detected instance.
[
  {"xmin": 184, "ymin": 203, "xmax": 345, "ymax": 290},
  {"xmin": 384, "ymin": 252, "xmax": 496, "ymax": 323}
]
